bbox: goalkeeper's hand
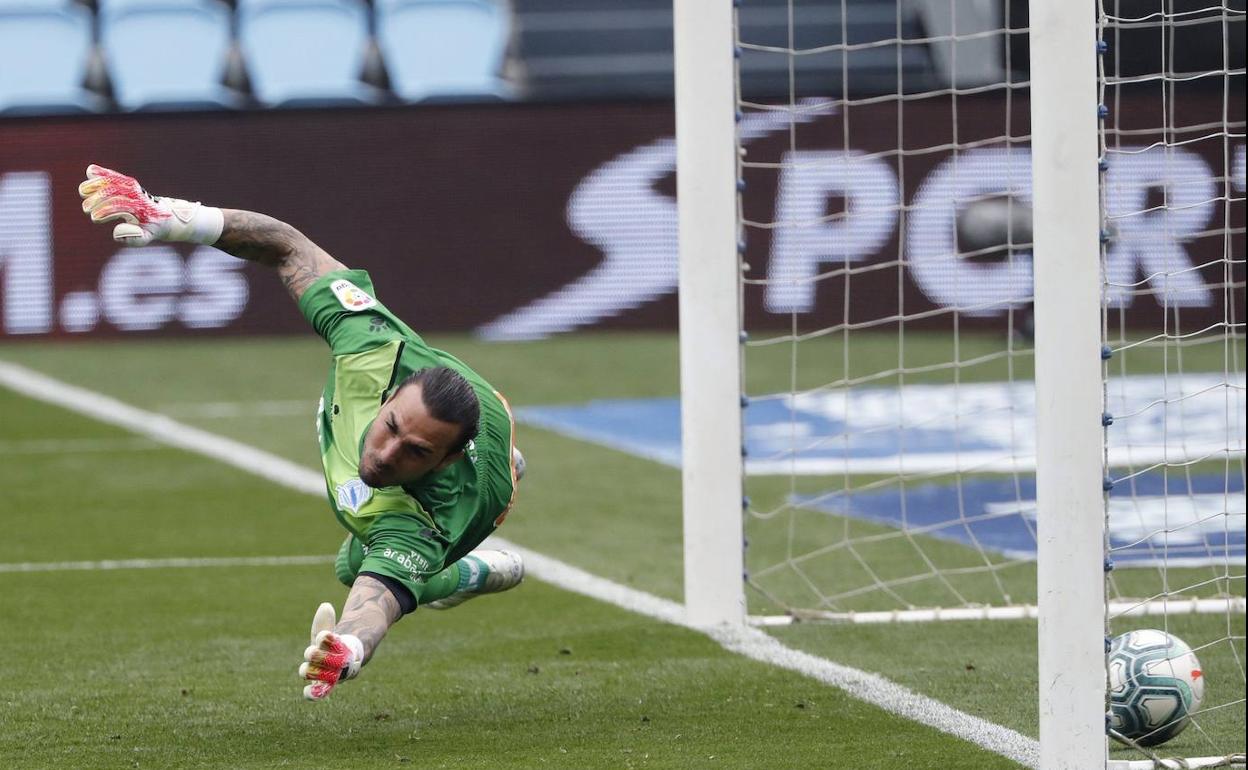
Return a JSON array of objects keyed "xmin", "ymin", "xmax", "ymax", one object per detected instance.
[
  {"xmin": 77, "ymin": 164, "xmax": 223, "ymax": 247},
  {"xmin": 298, "ymin": 602, "xmax": 364, "ymax": 701}
]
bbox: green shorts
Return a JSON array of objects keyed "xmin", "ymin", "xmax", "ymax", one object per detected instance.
[{"xmin": 332, "ymin": 512, "xmax": 495, "ymax": 602}]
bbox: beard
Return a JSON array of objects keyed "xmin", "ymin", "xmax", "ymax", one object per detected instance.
[{"xmin": 359, "ymin": 456, "xmax": 390, "ymax": 488}]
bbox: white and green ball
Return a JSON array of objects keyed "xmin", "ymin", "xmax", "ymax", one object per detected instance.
[{"xmin": 1108, "ymin": 629, "xmax": 1205, "ymax": 746}]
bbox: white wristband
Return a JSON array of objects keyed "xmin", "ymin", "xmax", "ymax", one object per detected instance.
[{"xmin": 162, "ymin": 199, "xmax": 224, "ymax": 245}]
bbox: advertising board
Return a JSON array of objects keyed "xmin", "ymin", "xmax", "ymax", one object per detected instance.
[{"xmin": 1, "ymin": 98, "xmax": 1242, "ymax": 340}]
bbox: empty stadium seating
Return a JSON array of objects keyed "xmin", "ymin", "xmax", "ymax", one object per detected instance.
[
  {"xmin": 0, "ymin": 4, "xmax": 101, "ymax": 113},
  {"xmin": 376, "ymin": 0, "xmax": 512, "ymax": 101},
  {"xmin": 99, "ymin": 0, "xmax": 239, "ymax": 109},
  {"xmin": 97, "ymin": 0, "xmax": 214, "ymax": 11},
  {"xmin": 237, "ymin": 0, "xmax": 379, "ymax": 106},
  {"xmin": 0, "ymin": 0, "xmax": 1073, "ymax": 115},
  {"xmin": 0, "ymin": 0, "xmax": 75, "ymax": 9}
]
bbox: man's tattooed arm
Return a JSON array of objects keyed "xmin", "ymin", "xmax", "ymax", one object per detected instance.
[
  {"xmin": 214, "ymin": 209, "xmax": 347, "ymax": 301},
  {"xmin": 336, "ymin": 575, "xmax": 404, "ymax": 663}
]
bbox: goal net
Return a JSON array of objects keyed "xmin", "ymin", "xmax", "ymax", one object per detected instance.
[
  {"xmin": 719, "ymin": 0, "xmax": 1244, "ymax": 765},
  {"xmin": 1097, "ymin": 1, "xmax": 1245, "ymax": 765},
  {"xmin": 733, "ymin": 0, "xmax": 1055, "ymax": 622}
]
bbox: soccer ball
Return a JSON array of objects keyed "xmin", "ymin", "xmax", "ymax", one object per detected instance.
[{"xmin": 1108, "ymin": 629, "xmax": 1205, "ymax": 746}]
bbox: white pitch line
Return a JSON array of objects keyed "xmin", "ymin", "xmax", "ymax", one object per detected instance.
[
  {"xmin": 0, "ymin": 362, "xmax": 325, "ymax": 498},
  {"xmin": 158, "ymin": 400, "xmax": 313, "ymax": 419},
  {"xmin": 0, "ymin": 437, "xmax": 162, "ymax": 455},
  {"xmin": 490, "ymin": 540, "xmax": 1040, "ymax": 767},
  {"xmin": 710, "ymin": 626, "xmax": 1038, "ymax": 765},
  {"xmin": 0, "ymin": 359, "xmax": 1040, "ymax": 769},
  {"xmin": 0, "ymin": 555, "xmax": 334, "ymax": 574}
]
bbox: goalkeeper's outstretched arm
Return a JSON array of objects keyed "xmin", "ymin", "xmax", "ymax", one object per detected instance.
[{"xmin": 78, "ymin": 164, "xmax": 346, "ymax": 301}]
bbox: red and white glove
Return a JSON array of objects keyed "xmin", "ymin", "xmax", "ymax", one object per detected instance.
[
  {"xmin": 299, "ymin": 602, "xmax": 364, "ymax": 701},
  {"xmin": 77, "ymin": 164, "xmax": 223, "ymax": 247}
]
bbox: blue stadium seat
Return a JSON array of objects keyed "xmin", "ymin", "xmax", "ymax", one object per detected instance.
[
  {"xmin": 0, "ymin": 0, "xmax": 74, "ymax": 8},
  {"xmin": 99, "ymin": 0, "xmax": 238, "ymax": 110},
  {"xmin": 376, "ymin": 0, "xmax": 512, "ymax": 102},
  {"xmin": 237, "ymin": 0, "xmax": 378, "ymax": 106},
  {"xmin": 97, "ymin": 0, "xmax": 212, "ymax": 11},
  {"xmin": 0, "ymin": 5, "xmax": 101, "ymax": 113}
]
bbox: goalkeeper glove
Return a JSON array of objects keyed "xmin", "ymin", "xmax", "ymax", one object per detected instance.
[
  {"xmin": 77, "ymin": 164, "xmax": 223, "ymax": 247},
  {"xmin": 299, "ymin": 602, "xmax": 364, "ymax": 701}
]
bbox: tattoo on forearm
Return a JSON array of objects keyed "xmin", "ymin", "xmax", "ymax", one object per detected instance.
[
  {"xmin": 215, "ymin": 210, "xmax": 299, "ymax": 265},
  {"xmin": 278, "ymin": 259, "xmax": 324, "ymax": 298},
  {"xmin": 215, "ymin": 209, "xmax": 346, "ymax": 301},
  {"xmin": 336, "ymin": 576, "xmax": 404, "ymax": 663}
]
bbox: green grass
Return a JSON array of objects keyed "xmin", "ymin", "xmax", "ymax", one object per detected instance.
[
  {"xmin": 769, "ymin": 615, "xmax": 1246, "ymax": 764},
  {"xmin": 5, "ymin": 565, "xmax": 1025, "ymax": 770},
  {"xmin": 1, "ymin": 331, "xmax": 1243, "ymax": 767},
  {"xmin": 0, "ymin": 339, "xmax": 1019, "ymax": 769}
]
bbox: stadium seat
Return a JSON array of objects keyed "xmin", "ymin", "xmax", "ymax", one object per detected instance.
[
  {"xmin": 99, "ymin": 0, "xmax": 239, "ymax": 110},
  {"xmin": 237, "ymin": 0, "xmax": 379, "ymax": 106},
  {"xmin": 0, "ymin": 0, "xmax": 74, "ymax": 8},
  {"xmin": 0, "ymin": 5, "xmax": 101, "ymax": 113},
  {"xmin": 97, "ymin": 0, "xmax": 213, "ymax": 11},
  {"xmin": 376, "ymin": 0, "xmax": 512, "ymax": 102}
]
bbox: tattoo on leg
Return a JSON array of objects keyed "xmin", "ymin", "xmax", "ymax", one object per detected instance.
[{"xmin": 336, "ymin": 575, "xmax": 403, "ymax": 663}]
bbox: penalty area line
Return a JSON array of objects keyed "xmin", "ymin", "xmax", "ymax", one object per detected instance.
[{"xmin": 0, "ymin": 359, "xmax": 1040, "ymax": 769}]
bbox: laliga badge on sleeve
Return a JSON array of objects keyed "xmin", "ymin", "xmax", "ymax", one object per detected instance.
[{"xmin": 331, "ymin": 279, "xmax": 377, "ymax": 311}]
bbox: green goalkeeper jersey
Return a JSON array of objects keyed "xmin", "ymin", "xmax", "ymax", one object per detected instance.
[{"xmin": 298, "ymin": 269, "xmax": 517, "ymax": 574}]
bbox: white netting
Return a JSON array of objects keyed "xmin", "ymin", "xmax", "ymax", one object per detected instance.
[
  {"xmin": 734, "ymin": 0, "xmax": 1244, "ymax": 600},
  {"xmin": 730, "ymin": 0, "xmax": 1244, "ymax": 762},
  {"xmin": 1098, "ymin": 0, "xmax": 1246, "ymax": 762},
  {"xmin": 736, "ymin": 0, "xmax": 1043, "ymax": 619}
]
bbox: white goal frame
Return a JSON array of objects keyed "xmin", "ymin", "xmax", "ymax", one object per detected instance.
[
  {"xmin": 1029, "ymin": 1, "xmax": 1106, "ymax": 768},
  {"xmin": 674, "ymin": 0, "xmax": 747, "ymax": 629},
  {"xmin": 674, "ymin": 1, "xmax": 1241, "ymax": 769}
]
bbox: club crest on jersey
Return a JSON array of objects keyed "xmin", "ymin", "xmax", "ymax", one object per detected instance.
[
  {"xmin": 336, "ymin": 478, "xmax": 373, "ymax": 513},
  {"xmin": 330, "ymin": 279, "xmax": 377, "ymax": 311}
]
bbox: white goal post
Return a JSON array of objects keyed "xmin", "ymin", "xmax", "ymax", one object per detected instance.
[
  {"xmin": 674, "ymin": 0, "xmax": 747, "ymax": 629},
  {"xmin": 1029, "ymin": 0, "xmax": 1110, "ymax": 767}
]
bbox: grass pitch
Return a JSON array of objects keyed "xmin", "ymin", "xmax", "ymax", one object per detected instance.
[{"xmin": 1, "ymin": 331, "xmax": 1243, "ymax": 768}]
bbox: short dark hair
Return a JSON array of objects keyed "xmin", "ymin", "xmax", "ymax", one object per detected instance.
[{"xmin": 397, "ymin": 366, "xmax": 480, "ymax": 455}]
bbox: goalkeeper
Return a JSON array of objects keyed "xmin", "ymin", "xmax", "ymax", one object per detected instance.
[{"xmin": 78, "ymin": 165, "xmax": 525, "ymax": 701}]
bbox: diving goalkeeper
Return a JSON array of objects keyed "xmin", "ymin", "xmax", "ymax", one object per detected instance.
[{"xmin": 78, "ymin": 165, "xmax": 525, "ymax": 701}]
